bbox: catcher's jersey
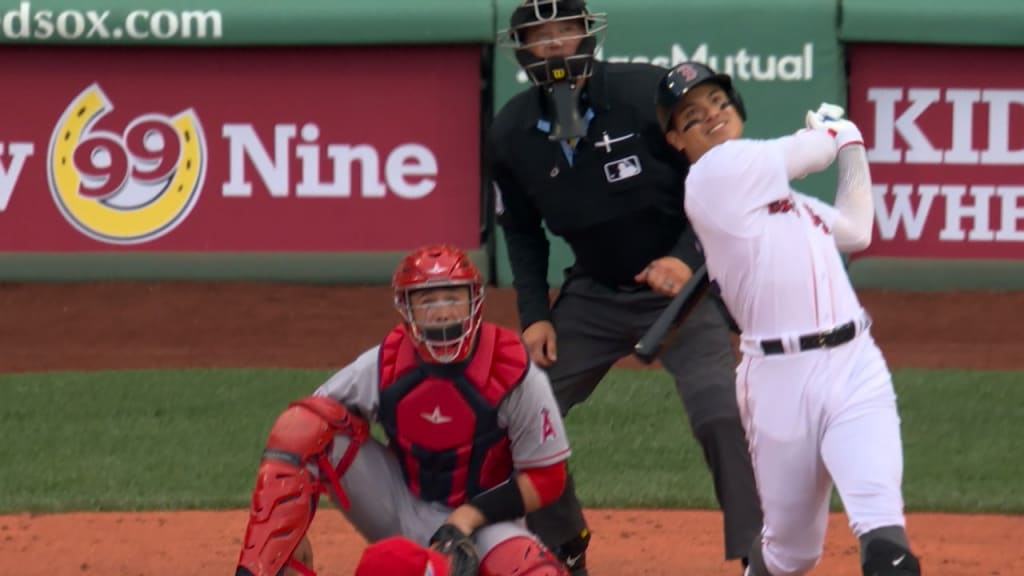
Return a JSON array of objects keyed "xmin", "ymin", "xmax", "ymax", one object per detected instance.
[
  {"xmin": 683, "ymin": 130, "xmax": 863, "ymax": 339},
  {"xmin": 313, "ymin": 345, "xmax": 570, "ymax": 471}
]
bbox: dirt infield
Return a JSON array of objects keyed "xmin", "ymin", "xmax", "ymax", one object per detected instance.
[{"xmin": 2, "ymin": 282, "xmax": 1023, "ymax": 575}]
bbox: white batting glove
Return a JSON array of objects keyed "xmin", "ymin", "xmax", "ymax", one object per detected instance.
[
  {"xmin": 804, "ymin": 102, "xmax": 845, "ymax": 130},
  {"xmin": 814, "ymin": 102, "xmax": 846, "ymax": 121},
  {"xmin": 805, "ymin": 102, "xmax": 863, "ymax": 149}
]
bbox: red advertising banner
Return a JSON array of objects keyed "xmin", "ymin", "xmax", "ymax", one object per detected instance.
[
  {"xmin": 0, "ymin": 46, "xmax": 481, "ymax": 251},
  {"xmin": 847, "ymin": 44, "xmax": 1024, "ymax": 260}
]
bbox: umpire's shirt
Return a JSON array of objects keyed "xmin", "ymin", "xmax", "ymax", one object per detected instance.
[{"xmin": 488, "ymin": 61, "xmax": 704, "ymax": 330}]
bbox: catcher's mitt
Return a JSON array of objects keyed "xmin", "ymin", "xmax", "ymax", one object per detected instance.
[{"xmin": 429, "ymin": 523, "xmax": 480, "ymax": 576}]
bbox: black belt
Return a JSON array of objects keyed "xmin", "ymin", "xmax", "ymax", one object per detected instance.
[{"xmin": 760, "ymin": 320, "xmax": 859, "ymax": 355}]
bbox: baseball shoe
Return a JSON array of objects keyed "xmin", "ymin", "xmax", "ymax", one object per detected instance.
[{"xmin": 553, "ymin": 529, "xmax": 591, "ymax": 575}]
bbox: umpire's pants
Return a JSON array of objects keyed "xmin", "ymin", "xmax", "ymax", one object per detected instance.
[{"xmin": 525, "ymin": 273, "xmax": 763, "ymax": 560}]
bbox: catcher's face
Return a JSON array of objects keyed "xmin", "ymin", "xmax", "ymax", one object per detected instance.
[
  {"xmin": 408, "ymin": 286, "xmax": 471, "ymax": 327},
  {"xmin": 520, "ymin": 19, "xmax": 586, "ymax": 59},
  {"xmin": 665, "ymin": 83, "xmax": 744, "ymax": 163}
]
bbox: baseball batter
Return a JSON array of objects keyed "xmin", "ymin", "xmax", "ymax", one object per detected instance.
[
  {"xmin": 654, "ymin": 62, "xmax": 922, "ymax": 576},
  {"xmin": 235, "ymin": 245, "xmax": 570, "ymax": 576}
]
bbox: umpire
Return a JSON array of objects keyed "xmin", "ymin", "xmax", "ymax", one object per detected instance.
[{"xmin": 487, "ymin": 1, "xmax": 763, "ymax": 574}]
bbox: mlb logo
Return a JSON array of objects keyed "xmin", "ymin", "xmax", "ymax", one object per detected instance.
[{"xmin": 603, "ymin": 155, "xmax": 642, "ymax": 183}]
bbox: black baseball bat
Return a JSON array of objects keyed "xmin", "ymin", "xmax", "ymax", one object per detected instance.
[{"xmin": 633, "ymin": 264, "xmax": 710, "ymax": 364}]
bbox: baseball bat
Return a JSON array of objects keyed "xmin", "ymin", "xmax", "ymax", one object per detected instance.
[{"xmin": 633, "ymin": 264, "xmax": 710, "ymax": 364}]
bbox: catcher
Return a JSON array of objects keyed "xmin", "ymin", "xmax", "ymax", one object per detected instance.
[{"xmin": 235, "ymin": 244, "xmax": 571, "ymax": 576}]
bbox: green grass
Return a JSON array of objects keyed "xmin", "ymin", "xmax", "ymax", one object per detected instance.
[{"xmin": 0, "ymin": 368, "xmax": 1021, "ymax": 515}]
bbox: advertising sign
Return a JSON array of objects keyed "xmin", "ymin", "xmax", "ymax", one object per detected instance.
[
  {"xmin": 848, "ymin": 44, "xmax": 1024, "ymax": 260},
  {"xmin": 0, "ymin": 45, "xmax": 481, "ymax": 251}
]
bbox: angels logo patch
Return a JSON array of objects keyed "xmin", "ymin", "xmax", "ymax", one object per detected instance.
[
  {"xmin": 604, "ymin": 155, "xmax": 642, "ymax": 183},
  {"xmin": 540, "ymin": 408, "xmax": 557, "ymax": 443}
]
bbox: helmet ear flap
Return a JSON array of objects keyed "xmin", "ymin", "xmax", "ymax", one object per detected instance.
[{"xmin": 728, "ymin": 86, "xmax": 747, "ymax": 120}]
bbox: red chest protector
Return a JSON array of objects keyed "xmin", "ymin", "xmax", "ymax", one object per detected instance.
[{"xmin": 377, "ymin": 322, "xmax": 529, "ymax": 508}]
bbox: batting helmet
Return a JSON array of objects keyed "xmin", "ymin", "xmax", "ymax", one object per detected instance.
[
  {"xmin": 655, "ymin": 61, "xmax": 747, "ymax": 133},
  {"xmin": 392, "ymin": 244, "xmax": 485, "ymax": 364},
  {"xmin": 479, "ymin": 536, "xmax": 569, "ymax": 576},
  {"xmin": 354, "ymin": 536, "xmax": 450, "ymax": 576},
  {"xmin": 497, "ymin": 0, "xmax": 608, "ymax": 85}
]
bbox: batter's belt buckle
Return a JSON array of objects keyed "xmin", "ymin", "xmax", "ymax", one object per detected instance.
[{"xmin": 816, "ymin": 327, "xmax": 834, "ymax": 348}]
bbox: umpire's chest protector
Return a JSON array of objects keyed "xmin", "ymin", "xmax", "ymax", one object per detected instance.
[
  {"xmin": 514, "ymin": 112, "xmax": 673, "ymax": 236},
  {"xmin": 496, "ymin": 63, "xmax": 683, "ymax": 236},
  {"xmin": 377, "ymin": 323, "xmax": 529, "ymax": 507}
]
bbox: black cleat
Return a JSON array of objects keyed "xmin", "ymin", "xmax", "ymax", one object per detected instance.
[
  {"xmin": 862, "ymin": 539, "xmax": 921, "ymax": 576},
  {"xmin": 553, "ymin": 528, "xmax": 591, "ymax": 575}
]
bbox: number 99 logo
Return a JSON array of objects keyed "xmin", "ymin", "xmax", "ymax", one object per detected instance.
[{"xmin": 48, "ymin": 84, "xmax": 207, "ymax": 245}]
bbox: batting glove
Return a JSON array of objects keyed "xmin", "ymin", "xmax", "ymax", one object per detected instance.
[{"xmin": 805, "ymin": 102, "xmax": 864, "ymax": 149}]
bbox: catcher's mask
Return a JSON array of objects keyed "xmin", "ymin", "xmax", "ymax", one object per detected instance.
[
  {"xmin": 393, "ymin": 245, "xmax": 484, "ymax": 364},
  {"xmin": 498, "ymin": 0, "xmax": 608, "ymax": 141},
  {"xmin": 656, "ymin": 61, "xmax": 747, "ymax": 134}
]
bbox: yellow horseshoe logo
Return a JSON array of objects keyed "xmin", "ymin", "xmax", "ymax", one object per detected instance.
[{"xmin": 47, "ymin": 83, "xmax": 206, "ymax": 244}]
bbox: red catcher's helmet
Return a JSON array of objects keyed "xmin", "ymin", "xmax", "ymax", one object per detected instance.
[{"xmin": 393, "ymin": 245, "xmax": 484, "ymax": 364}]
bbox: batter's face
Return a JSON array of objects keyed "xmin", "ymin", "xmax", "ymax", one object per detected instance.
[
  {"xmin": 520, "ymin": 19, "xmax": 586, "ymax": 59},
  {"xmin": 665, "ymin": 83, "xmax": 744, "ymax": 163},
  {"xmin": 408, "ymin": 286, "xmax": 471, "ymax": 326}
]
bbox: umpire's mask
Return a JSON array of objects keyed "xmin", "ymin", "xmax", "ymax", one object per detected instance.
[{"xmin": 498, "ymin": 0, "xmax": 608, "ymax": 141}]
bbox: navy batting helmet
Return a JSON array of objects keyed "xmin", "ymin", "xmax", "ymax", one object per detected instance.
[{"xmin": 656, "ymin": 61, "xmax": 747, "ymax": 133}]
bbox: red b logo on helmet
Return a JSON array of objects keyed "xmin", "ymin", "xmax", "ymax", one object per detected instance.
[{"xmin": 677, "ymin": 64, "xmax": 698, "ymax": 82}]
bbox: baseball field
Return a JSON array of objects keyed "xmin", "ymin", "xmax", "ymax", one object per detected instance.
[{"xmin": 1, "ymin": 282, "xmax": 1022, "ymax": 575}]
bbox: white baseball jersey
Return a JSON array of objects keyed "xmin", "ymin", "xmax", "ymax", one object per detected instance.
[
  {"xmin": 684, "ymin": 130, "xmax": 909, "ymax": 575},
  {"xmin": 684, "ymin": 129, "xmax": 863, "ymax": 340}
]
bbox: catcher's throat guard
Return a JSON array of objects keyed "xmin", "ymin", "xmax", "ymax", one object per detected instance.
[
  {"xmin": 498, "ymin": 0, "xmax": 606, "ymax": 142},
  {"xmin": 542, "ymin": 59, "xmax": 586, "ymax": 142},
  {"xmin": 236, "ymin": 396, "xmax": 369, "ymax": 576}
]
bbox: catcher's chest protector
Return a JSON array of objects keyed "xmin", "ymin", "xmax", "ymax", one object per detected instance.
[{"xmin": 378, "ymin": 323, "xmax": 529, "ymax": 507}]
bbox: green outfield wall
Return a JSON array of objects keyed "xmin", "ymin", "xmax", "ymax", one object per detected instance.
[{"xmin": 840, "ymin": 0, "xmax": 1024, "ymax": 46}]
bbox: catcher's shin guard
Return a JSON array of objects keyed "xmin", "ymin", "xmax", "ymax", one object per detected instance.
[
  {"xmin": 479, "ymin": 536, "xmax": 569, "ymax": 576},
  {"xmin": 236, "ymin": 396, "xmax": 369, "ymax": 576}
]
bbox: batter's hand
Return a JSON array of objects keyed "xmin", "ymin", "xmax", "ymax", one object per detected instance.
[
  {"xmin": 523, "ymin": 320, "xmax": 558, "ymax": 367},
  {"xmin": 805, "ymin": 102, "xmax": 863, "ymax": 149},
  {"xmin": 635, "ymin": 257, "xmax": 693, "ymax": 297}
]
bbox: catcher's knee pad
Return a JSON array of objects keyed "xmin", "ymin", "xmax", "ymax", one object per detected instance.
[
  {"xmin": 237, "ymin": 396, "xmax": 369, "ymax": 576},
  {"xmin": 480, "ymin": 536, "xmax": 569, "ymax": 576},
  {"xmin": 862, "ymin": 540, "xmax": 921, "ymax": 576}
]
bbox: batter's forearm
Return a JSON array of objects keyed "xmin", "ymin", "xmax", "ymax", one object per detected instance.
[
  {"xmin": 831, "ymin": 145, "xmax": 874, "ymax": 252},
  {"xmin": 780, "ymin": 128, "xmax": 837, "ymax": 180}
]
